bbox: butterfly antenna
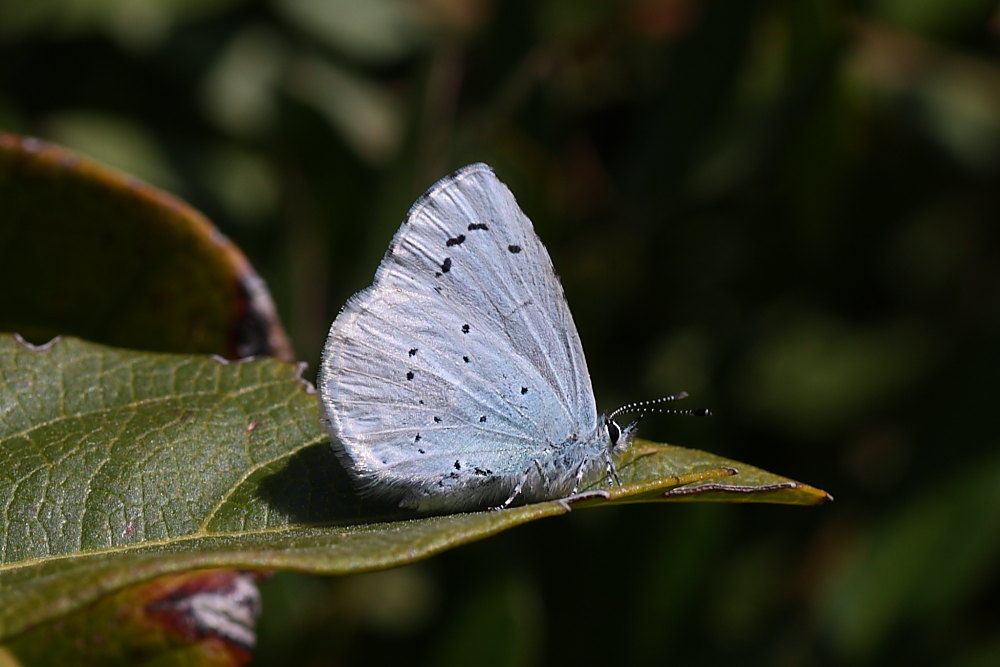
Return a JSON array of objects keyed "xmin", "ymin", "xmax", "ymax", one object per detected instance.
[{"xmin": 609, "ymin": 392, "xmax": 712, "ymax": 422}]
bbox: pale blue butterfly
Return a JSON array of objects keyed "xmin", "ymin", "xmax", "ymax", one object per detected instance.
[{"xmin": 319, "ymin": 163, "xmax": 706, "ymax": 512}]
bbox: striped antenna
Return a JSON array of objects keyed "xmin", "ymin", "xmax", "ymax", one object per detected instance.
[{"xmin": 609, "ymin": 392, "xmax": 711, "ymax": 421}]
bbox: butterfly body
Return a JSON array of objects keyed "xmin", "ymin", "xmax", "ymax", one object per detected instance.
[{"xmin": 319, "ymin": 163, "xmax": 632, "ymax": 512}]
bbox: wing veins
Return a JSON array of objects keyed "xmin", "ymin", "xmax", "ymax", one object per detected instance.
[{"xmin": 347, "ymin": 293, "xmax": 554, "ymax": 436}]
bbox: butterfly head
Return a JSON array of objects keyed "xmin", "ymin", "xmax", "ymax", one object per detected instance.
[{"xmin": 605, "ymin": 415, "xmax": 640, "ymax": 452}]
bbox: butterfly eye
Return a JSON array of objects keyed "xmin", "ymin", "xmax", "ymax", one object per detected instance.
[{"xmin": 606, "ymin": 419, "xmax": 621, "ymax": 445}]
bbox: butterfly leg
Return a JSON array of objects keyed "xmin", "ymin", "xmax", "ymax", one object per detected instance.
[
  {"xmin": 533, "ymin": 459, "xmax": 551, "ymax": 486},
  {"xmin": 604, "ymin": 450, "xmax": 623, "ymax": 487},
  {"xmin": 570, "ymin": 460, "xmax": 588, "ymax": 495},
  {"xmin": 557, "ymin": 458, "xmax": 611, "ymax": 509},
  {"xmin": 493, "ymin": 464, "xmax": 535, "ymax": 510}
]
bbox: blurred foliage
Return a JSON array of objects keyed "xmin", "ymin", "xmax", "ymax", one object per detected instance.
[{"xmin": 1, "ymin": 0, "xmax": 998, "ymax": 665}]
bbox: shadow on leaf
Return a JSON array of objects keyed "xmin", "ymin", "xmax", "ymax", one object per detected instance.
[{"xmin": 256, "ymin": 441, "xmax": 415, "ymax": 525}]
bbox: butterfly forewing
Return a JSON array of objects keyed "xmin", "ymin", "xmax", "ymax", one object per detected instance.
[{"xmin": 320, "ymin": 163, "xmax": 600, "ymax": 506}]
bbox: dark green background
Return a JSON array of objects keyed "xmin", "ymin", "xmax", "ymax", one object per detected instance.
[{"xmin": 3, "ymin": 0, "xmax": 998, "ymax": 664}]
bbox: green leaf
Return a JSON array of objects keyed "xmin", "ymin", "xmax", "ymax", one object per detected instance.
[
  {"xmin": 0, "ymin": 131, "xmax": 291, "ymax": 360},
  {"xmin": 0, "ymin": 334, "xmax": 829, "ymax": 643}
]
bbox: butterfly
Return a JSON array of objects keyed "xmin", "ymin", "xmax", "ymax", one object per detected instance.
[{"xmin": 318, "ymin": 163, "xmax": 706, "ymax": 512}]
